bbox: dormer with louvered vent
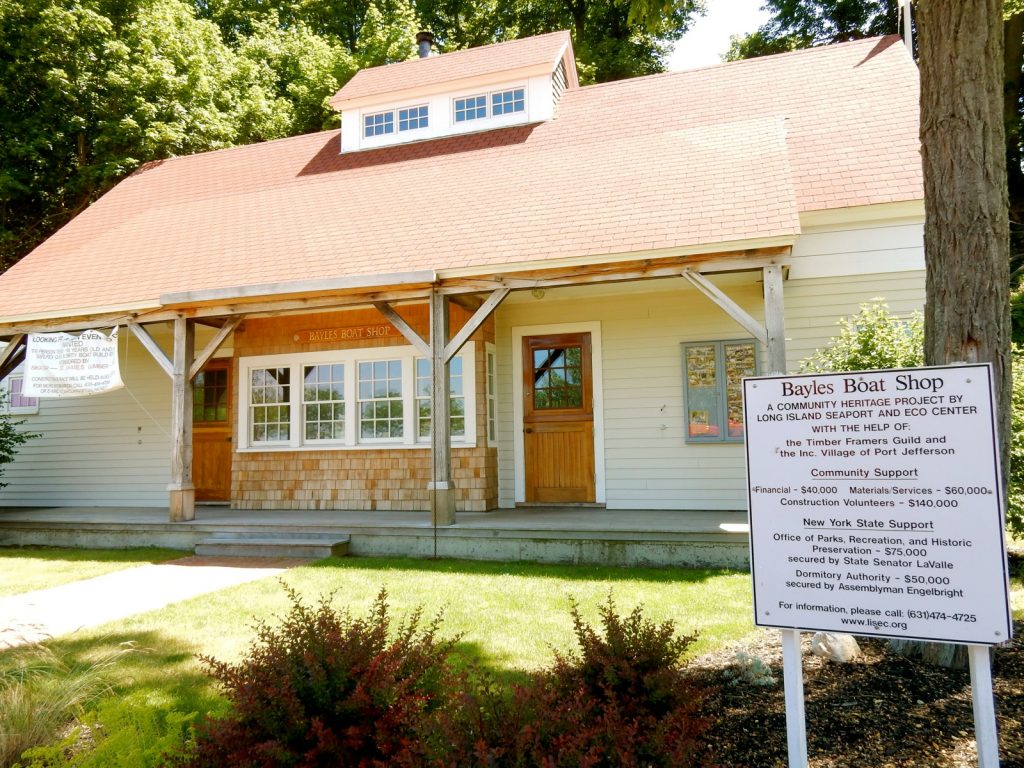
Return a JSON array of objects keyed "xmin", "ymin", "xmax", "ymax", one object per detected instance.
[{"xmin": 330, "ymin": 31, "xmax": 578, "ymax": 153}]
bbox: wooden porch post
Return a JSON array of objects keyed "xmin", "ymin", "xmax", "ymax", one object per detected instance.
[
  {"xmin": 429, "ymin": 288, "xmax": 456, "ymax": 526},
  {"xmin": 763, "ymin": 265, "xmax": 787, "ymax": 374},
  {"xmin": 169, "ymin": 316, "xmax": 195, "ymax": 522}
]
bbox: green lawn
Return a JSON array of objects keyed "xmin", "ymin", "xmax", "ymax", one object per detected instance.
[
  {"xmin": 9, "ymin": 553, "xmax": 1024, "ymax": 766},
  {"xmin": 31, "ymin": 557, "xmax": 753, "ymax": 758},
  {"xmin": 0, "ymin": 547, "xmax": 185, "ymax": 597}
]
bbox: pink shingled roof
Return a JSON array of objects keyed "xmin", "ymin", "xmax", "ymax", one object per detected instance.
[
  {"xmin": 0, "ymin": 36, "xmax": 921, "ymax": 322},
  {"xmin": 330, "ymin": 31, "xmax": 573, "ymax": 106}
]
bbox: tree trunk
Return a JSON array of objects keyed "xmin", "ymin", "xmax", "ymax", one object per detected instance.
[{"xmin": 903, "ymin": 0, "xmax": 1010, "ymax": 670}]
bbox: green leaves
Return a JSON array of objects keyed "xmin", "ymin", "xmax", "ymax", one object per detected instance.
[{"xmin": 799, "ymin": 300, "xmax": 925, "ymax": 374}]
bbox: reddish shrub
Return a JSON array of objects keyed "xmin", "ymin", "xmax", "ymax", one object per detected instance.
[
  {"xmin": 171, "ymin": 587, "xmax": 463, "ymax": 768},
  {"xmin": 475, "ymin": 597, "xmax": 710, "ymax": 768}
]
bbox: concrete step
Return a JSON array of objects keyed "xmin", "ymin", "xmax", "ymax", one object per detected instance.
[{"xmin": 195, "ymin": 536, "xmax": 349, "ymax": 559}]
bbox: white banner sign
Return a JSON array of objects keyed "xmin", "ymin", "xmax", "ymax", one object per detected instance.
[
  {"xmin": 743, "ymin": 364, "xmax": 1011, "ymax": 645},
  {"xmin": 24, "ymin": 328, "xmax": 123, "ymax": 398}
]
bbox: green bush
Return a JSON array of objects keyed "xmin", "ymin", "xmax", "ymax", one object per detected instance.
[
  {"xmin": 1, "ymin": 643, "xmax": 129, "ymax": 768},
  {"xmin": 1009, "ymin": 345, "xmax": 1024, "ymax": 536},
  {"xmin": 17, "ymin": 698, "xmax": 195, "ymax": 768},
  {"xmin": 799, "ymin": 300, "xmax": 924, "ymax": 373},
  {"xmin": 0, "ymin": 393, "xmax": 35, "ymax": 489}
]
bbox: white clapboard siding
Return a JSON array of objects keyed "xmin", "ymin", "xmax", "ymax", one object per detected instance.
[
  {"xmin": 0, "ymin": 328, "xmax": 177, "ymax": 507},
  {"xmin": 494, "ymin": 221, "xmax": 926, "ymax": 510}
]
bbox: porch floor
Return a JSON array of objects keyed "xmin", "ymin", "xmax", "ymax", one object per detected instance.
[{"xmin": 0, "ymin": 505, "xmax": 751, "ymax": 569}]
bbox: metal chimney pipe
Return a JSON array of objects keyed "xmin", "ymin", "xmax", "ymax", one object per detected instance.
[{"xmin": 416, "ymin": 31, "xmax": 434, "ymax": 58}]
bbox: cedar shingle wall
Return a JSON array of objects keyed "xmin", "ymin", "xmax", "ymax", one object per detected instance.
[{"xmin": 230, "ymin": 303, "xmax": 497, "ymax": 511}]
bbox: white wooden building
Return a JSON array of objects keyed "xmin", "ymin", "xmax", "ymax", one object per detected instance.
[{"xmin": 0, "ymin": 32, "xmax": 924, "ymax": 526}]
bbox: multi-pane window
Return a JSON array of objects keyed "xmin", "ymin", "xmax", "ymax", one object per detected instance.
[
  {"xmin": 6, "ymin": 376, "xmax": 38, "ymax": 415},
  {"xmin": 363, "ymin": 111, "xmax": 394, "ymax": 138},
  {"xmin": 240, "ymin": 345, "xmax": 477, "ymax": 449},
  {"xmin": 398, "ymin": 105, "xmax": 429, "ymax": 131},
  {"xmin": 682, "ymin": 340, "xmax": 758, "ymax": 442},
  {"xmin": 531, "ymin": 346, "xmax": 583, "ymax": 409},
  {"xmin": 250, "ymin": 368, "xmax": 290, "ymax": 443},
  {"xmin": 414, "ymin": 357, "xmax": 465, "ymax": 439},
  {"xmin": 303, "ymin": 364, "xmax": 345, "ymax": 441},
  {"xmin": 491, "ymin": 88, "xmax": 525, "ymax": 116},
  {"xmin": 358, "ymin": 360, "xmax": 404, "ymax": 439},
  {"xmin": 454, "ymin": 94, "xmax": 487, "ymax": 122},
  {"xmin": 455, "ymin": 88, "xmax": 525, "ymax": 123},
  {"xmin": 485, "ymin": 344, "xmax": 497, "ymax": 444},
  {"xmin": 193, "ymin": 368, "xmax": 228, "ymax": 422}
]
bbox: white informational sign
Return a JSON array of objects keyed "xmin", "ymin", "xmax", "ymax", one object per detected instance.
[
  {"xmin": 744, "ymin": 364, "xmax": 1011, "ymax": 646},
  {"xmin": 23, "ymin": 328, "xmax": 123, "ymax": 398}
]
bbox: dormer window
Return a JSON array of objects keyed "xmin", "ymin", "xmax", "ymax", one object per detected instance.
[
  {"xmin": 454, "ymin": 88, "xmax": 525, "ymax": 123},
  {"xmin": 399, "ymin": 105, "xmax": 429, "ymax": 131},
  {"xmin": 364, "ymin": 105, "xmax": 430, "ymax": 139},
  {"xmin": 492, "ymin": 88, "xmax": 525, "ymax": 116},
  {"xmin": 454, "ymin": 95, "xmax": 488, "ymax": 123},
  {"xmin": 364, "ymin": 111, "xmax": 394, "ymax": 137}
]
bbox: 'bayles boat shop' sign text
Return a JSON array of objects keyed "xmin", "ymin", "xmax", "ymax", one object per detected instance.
[{"xmin": 743, "ymin": 365, "xmax": 1011, "ymax": 646}]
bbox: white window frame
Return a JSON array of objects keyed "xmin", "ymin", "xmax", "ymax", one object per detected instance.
[
  {"xmin": 238, "ymin": 343, "xmax": 476, "ymax": 451},
  {"xmin": 485, "ymin": 342, "xmax": 497, "ymax": 446},
  {"xmin": 413, "ymin": 355, "xmax": 467, "ymax": 443},
  {"xmin": 363, "ymin": 109, "xmax": 395, "ymax": 138},
  {"xmin": 451, "ymin": 85, "xmax": 528, "ymax": 127},
  {"xmin": 397, "ymin": 104, "xmax": 429, "ymax": 132},
  {"xmin": 5, "ymin": 374, "xmax": 39, "ymax": 415}
]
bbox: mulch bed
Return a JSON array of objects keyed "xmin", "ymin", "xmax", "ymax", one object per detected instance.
[
  {"xmin": 690, "ymin": 625, "xmax": 1023, "ymax": 767},
  {"xmin": 690, "ymin": 612, "xmax": 1024, "ymax": 766}
]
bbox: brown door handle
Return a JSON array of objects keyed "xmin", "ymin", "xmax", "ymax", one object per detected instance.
[{"xmin": 524, "ymin": 427, "xmax": 534, "ymax": 433}]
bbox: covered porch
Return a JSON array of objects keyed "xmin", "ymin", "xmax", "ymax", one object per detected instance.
[
  {"xmin": 0, "ymin": 505, "xmax": 750, "ymax": 568},
  {"xmin": 0, "ymin": 247, "xmax": 791, "ymax": 528}
]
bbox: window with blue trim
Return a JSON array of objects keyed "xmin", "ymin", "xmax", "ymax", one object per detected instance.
[
  {"xmin": 492, "ymin": 88, "xmax": 525, "ymax": 116},
  {"xmin": 682, "ymin": 340, "xmax": 758, "ymax": 443},
  {"xmin": 454, "ymin": 94, "xmax": 487, "ymax": 122},
  {"xmin": 363, "ymin": 111, "xmax": 394, "ymax": 138},
  {"xmin": 398, "ymin": 105, "xmax": 429, "ymax": 131}
]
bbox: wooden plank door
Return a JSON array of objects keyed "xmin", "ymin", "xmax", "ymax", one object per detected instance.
[
  {"xmin": 192, "ymin": 361, "xmax": 232, "ymax": 502},
  {"xmin": 523, "ymin": 332, "xmax": 595, "ymax": 503}
]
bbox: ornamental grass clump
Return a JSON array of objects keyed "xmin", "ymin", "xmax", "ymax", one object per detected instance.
[
  {"xmin": 174, "ymin": 587, "xmax": 464, "ymax": 768},
  {"xmin": 0, "ymin": 642, "xmax": 128, "ymax": 768}
]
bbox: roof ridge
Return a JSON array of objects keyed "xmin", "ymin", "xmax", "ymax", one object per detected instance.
[
  {"xmin": 350, "ymin": 29, "xmax": 570, "ymax": 81},
  {"xmin": 572, "ymin": 34, "xmax": 902, "ymax": 96}
]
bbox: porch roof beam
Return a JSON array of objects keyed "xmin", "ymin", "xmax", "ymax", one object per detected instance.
[
  {"xmin": 443, "ymin": 287, "xmax": 510, "ymax": 362},
  {"xmin": 159, "ymin": 270, "xmax": 437, "ymax": 307},
  {"xmin": 372, "ymin": 302, "xmax": 430, "ymax": 356},
  {"xmin": 0, "ymin": 337, "xmax": 26, "ymax": 382},
  {"xmin": 0, "ymin": 334, "xmax": 26, "ymax": 377},
  {"xmin": 189, "ymin": 316, "xmax": 243, "ymax": 380},
  {"xmin": 436, "ymin": 247, "xmax": 792, "ymax": 295},
  {"xmin": 680, "ymin": 269, "xmax": 768, "ymax": 346},
  {"xmin": 127, "ymin": 321, "xmax": 173, "ymax": 378}
]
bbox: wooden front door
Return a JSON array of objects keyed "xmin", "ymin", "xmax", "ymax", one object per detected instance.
[
  {"xmin": 523, "ymin": 332, "xmax": 595, "ymax": 503},
  {"xmin": 192, "ymin": 361, "xmax": 232, "ymax": 502}
]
